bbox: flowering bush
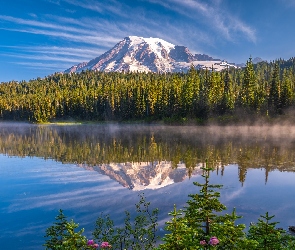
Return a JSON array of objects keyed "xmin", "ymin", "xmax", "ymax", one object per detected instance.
[
  {"xmin": 200, "ymin": 240, "xmax": 207, "ymax": 246},
  {"xmin": 87, "ymin": 239, "xmax": 99, "ymax": 248},
  {"xmin": 100, "ymin": 241, "xmax": 112, "ymax": 248},
  {"xmin": 209, "ymin": 236, "xmax": 219, "ymax": 246},
  {"xmin": 199, "ymin": 237, "xmax": 219, "ymax": 249}
]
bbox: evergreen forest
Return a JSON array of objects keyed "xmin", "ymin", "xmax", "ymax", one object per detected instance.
[{"xmin": 1, "ymin": 57, "xmax": 295, "ymax": 123}]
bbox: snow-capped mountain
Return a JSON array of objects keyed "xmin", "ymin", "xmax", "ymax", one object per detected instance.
[
  {"xmin": 65, "ymin": 36, "xmax": 237, "ymax": 74},
  {"xmin": 78, "ymin": 161, "xmax": 204, "ymax": 191}
]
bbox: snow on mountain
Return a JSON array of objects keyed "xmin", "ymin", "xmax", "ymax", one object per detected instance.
[
  {"xmin": 65, "ymin": 36, "xmax": 237, "ymax": 74},
  {"xmin": 78, "ymin": 161, "xmax": 204, "ymax": 191}
]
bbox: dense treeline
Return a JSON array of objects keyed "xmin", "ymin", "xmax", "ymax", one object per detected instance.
[{"xmin": 1, "ymin": 57, "xmax": 295, "ymax": 123}]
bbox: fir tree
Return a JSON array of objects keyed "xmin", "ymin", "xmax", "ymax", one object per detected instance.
[
  {"xmin": 240, "ymin": 57, "xmax": 257, "ymax": 110},
  {"xmin": 268, "ymin": 64, "xmax": 281, "ymax": 114}
]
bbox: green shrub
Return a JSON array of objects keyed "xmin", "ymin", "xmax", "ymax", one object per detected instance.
[
  {"xmin": 44, "ymin": 161, "xmax": 295, "ymax": 249},
  {"xmin": 44, "ymin": 209, "xmax": 95, "ymax": 249},
  {"xmin": 92, "ymin": 193, "xmax": 158, "ymax": 250}
]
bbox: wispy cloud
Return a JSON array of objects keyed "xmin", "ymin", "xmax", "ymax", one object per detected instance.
[
  {"xmin": 61, "ymin": 0, "xmax": 129, "ymax": 17},
  {"xmin": 280, "ymin": 0, "xmax": 295, "ymax": 7},
  {"xmin": 0, "ymin": 15, "xmax": 121, "ymax": 46},
  {"xmin": 7, "ymin": 184, "xmax": 124, "ymax": 212},
  {"xmin": 25, "ymin": 46, "xmax": 105, "ymax": 58},
  {"xmin": 146, "ymin": 0, "xmax": 256, "ymax": 43},
  {"xmin": 1, "ymin": 26, "xmax": 119, "ymax": 46},
  {"xmin": 6, "ymin": 54, "xmax": 87, "ymax": 63},
  {"xmin": 222, "ymin": 187, "xmax": 245, "ymax": 202},
  {"xmin": 13, "ymin": 62, "xmax": 73, "ymax": 72},
  {"xmin": 0, "ymin": 44, "xmax": 105, "ymax": 71}
]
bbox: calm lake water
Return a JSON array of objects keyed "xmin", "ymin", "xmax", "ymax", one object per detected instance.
[{"xmin": 1, "ymin": 123, "xmax": 295, "ymax": 249}]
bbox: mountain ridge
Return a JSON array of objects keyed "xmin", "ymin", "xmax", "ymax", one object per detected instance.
[
  {"xmin": 65, "ymin": 36, "xmax": 237, "ymax": 74},
  {"xmin": 79, "ymin": 161, "xmax": 203, "ymax": 191}
]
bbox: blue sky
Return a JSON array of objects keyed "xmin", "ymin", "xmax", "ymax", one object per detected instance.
[{"xmin": 1, "ymin": 0, "xmax": 295, "ymax": 82}]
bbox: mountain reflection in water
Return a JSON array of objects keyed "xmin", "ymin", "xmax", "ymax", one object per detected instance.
[
  {"xmin": 1, "ymin": 123, "xmax": 295, "ymax": 187},
  {"xmin": 79, "ymin": 161, "xmax": 203, "ymax": 190}
]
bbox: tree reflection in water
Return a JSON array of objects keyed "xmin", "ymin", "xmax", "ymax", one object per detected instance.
[{"xmin": 1, "ymin": 123, "xmax": 295, "ymax": 188}]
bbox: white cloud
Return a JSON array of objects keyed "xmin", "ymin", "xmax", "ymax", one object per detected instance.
[
  {"xmin": 13, "ymin": 62, "xmax": 72, "ymax": 71},
  {"xmin": 61, "ymin": 0, "xmax": 129, "ymax": 17},
  {"xmin": 29, "ymin": 46, "xmax": 105, "ymax": 57},
  {"xmin": 2, "ymin": 45, "xmax": 105, "ymax": 59},
  {"xmin": 14, "ymin": 55, "xmax": 84, "ymax": 63},
  {"xmin": 222, "ymin": 187, "xmax": 245, "ymax": 202},
  {"xmin": 7, "ymin": 184, "xmax": 124, "ymax": 212},
  {"xmin": 146, "ymin": 0, "xmax": 256, "ymax": 43},
  {"xmin": 280, "ymin": 0, "xmax": 295, "ymax": 7},
  {"xmin": 0, "ymin": 15, "xmax": 121, "ymax": 46},
  {"xmin": 1, "ymin": 45, "xmax": 106, "ymax": 71}
]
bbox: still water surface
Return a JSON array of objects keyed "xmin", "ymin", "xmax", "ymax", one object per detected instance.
[{"xmin": 1, "ymin": 123, "xmax": 295, "ymax": 249}]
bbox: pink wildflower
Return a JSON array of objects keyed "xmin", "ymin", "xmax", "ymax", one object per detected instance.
[
  {"xmin": 87, "ymin": 239, "xmax": 94, "ymax": 245},
  {"xmin": 92, "ymin": 243, "xmax": 99, "ymax": 248},
  {"xmin": 200, "ymin": 240, "xmax": 207, "ymax": 245},
  {"xmin": 101, "ymin": 241, "xmax": 112, "ymax": 248},
  {"xmin": 209, "ymin": 236, "xmax": 219, "ymax": 246}
]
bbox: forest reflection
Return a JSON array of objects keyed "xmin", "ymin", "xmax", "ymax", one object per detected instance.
[{"xmin": 1, "ymin": 123, "xmax": 295, "ymax": 187}]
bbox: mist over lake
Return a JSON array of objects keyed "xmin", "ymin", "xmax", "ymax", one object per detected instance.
[{"xmin": 1, "ymin": 123, "xmax": 295, "ymax": 249}]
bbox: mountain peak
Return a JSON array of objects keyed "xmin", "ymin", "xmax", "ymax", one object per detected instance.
[
  {"xmin": 127, "ymin": 36, "xmax": 174, "ymax": 47},
  {"xmin": 65, "ymin": 36, "xmax": 237, "ymax": 74},
  {"xmin": 125, "ymin": 36, "xmax": 175, "ymax": 58}
]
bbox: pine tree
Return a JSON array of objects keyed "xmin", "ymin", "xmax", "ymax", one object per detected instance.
[
  {"xmin": 280, "ymin": 68, "xmax": 294, "ymax": 109},
  {"xmin": 240, "ymin": 57, "xmax": 257, "ymax": 110},
  {"xmin": 219, "ymin": 66, "xmax": 234, "ymax": 114},
  {"xmin": 248, "ymin": 212, "xmax": 291, "ymax": 250},
  {"xmin": 268, "ymin": 64, "xmax": 281, "ymax": 114}
]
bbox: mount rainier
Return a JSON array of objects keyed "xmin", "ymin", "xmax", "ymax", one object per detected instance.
[{"xmin": 65, "ymin": 36, "xmax": 237, "ymax": 74}]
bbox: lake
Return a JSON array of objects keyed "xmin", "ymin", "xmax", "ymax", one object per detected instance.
[{"xmin": 1, "ymin": 123, "xmax": 295, "ymax": 249}]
